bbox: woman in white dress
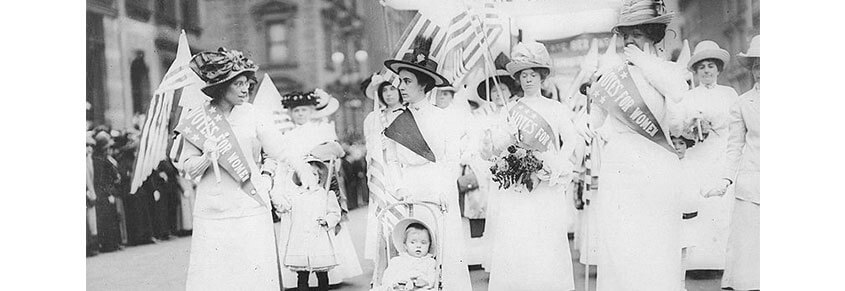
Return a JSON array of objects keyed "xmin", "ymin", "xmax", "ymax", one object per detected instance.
[
  {"xmin": 362, "ymin": 75, "xmax": 405, "ymax": 262},
  {"xmin": 680, "ymin": 40, "xmax": 739, "ymax": 270},
  {"xmin": 578, "ymin": 1, "xmax": 690, "ymax": 290},
  {"xmin": 486, "ymin": 42, "xmax": 578, "ymax": 291},
  {"xmin": 705, "ymin": 35, "xmax": 760, "ymax": 291},
  {"xmin": 274, "ymin": 90, "xmax": 363, "ymax": 289},
  {"xmin": 472, "ymin": 68, "xmax": 520, "ymax": 273},
  {"xmin": 381, "ymin": 40, "xmax": 473, "ymax": 290},
  {"xmin": 181, "ymin": 48, "xmax": 304, "ymax": 291}
]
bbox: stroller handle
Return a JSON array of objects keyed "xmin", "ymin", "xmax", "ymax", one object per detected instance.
[{"xmin": 375, "ymin": 200, "xmax": 446, "ymax": 221}]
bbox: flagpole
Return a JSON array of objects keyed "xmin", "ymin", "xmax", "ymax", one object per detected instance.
[{"xmin": 467, "ymin": 4, "xmax": 508, "ymax": 112}]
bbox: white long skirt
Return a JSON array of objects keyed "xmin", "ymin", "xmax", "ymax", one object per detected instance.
[
  {"xmin": 721, "ymin": 172, "xmax": 760, "ymax": 290},
  {"xmin": 595, "ymin": 133, "xmax": 682, "ymax": 291},
  {"xmin": 683, "ymin": 137, "xmax": 735, "ymax": 269},
  {"xmin": 488, "ymin": 182, "xmax": 575, "ymax": 291},
  {"xmin": 186, "ymin": 213, "xmax": 280, "ymax": 291}
]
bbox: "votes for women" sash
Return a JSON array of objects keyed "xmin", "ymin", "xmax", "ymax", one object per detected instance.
[
  {"xmin": 590, "ymin": 65, "xmax": 675, "ymax": 153},
  {"xmin": 174, "ymin": 103, "xmax": 265, "ymax": 206},
  {"xmin": 508, "ymin": 101, "xmax": 557, "ymax": 152}
]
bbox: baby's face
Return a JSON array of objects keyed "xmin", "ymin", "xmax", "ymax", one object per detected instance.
[{"xmin": 404, "ymin": 229, "xmax": 431, "ymax": 258}]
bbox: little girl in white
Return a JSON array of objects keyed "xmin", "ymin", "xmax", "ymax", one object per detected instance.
[
  {"xmin": 378, "ymin": 219, "xmax": 438, "ymax": 291},
  {"xmin": 279, "ymin": 159, "xmax": 341, "ymax": 291}
]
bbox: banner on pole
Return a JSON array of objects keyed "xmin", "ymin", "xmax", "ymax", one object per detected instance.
[{"xmin": 174, "ymin": 103, "xmax": 265, "ymax": 206}]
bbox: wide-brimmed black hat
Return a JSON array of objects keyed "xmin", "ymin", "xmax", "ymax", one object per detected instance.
[
  {"xmin": 476, "ymin": 71, "xmax": 518, "ymax": 101},
  {"xmin": 384, "ymin": 36, "xmax": 450, "ymax": 87},
  {"xmin": 474, "ymin": 53, "xmax": 519, "ymax": 101},
  {"xmin": 280, "ymin": 91, "xmax": 318, "ymax": 109}
]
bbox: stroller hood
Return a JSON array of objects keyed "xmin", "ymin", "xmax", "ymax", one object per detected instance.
[{"xmin": 391, "ymin": 217, "xmax": 437, "ymax": 256}]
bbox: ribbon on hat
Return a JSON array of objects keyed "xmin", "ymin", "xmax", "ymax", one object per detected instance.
[{"xmin": 190, "ymin": 48, "xmax": 258, "ymax": 85}]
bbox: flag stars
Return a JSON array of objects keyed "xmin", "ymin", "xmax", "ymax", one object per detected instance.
[
  {"xmin": 618, "ymin": 70, "xmax": 629, "ymax": 79},
  {"xmin": 214, "ymin": 114, "xmax": 223, "ymax": 122},
  {"xmin": 190, "ymin": 134, "xmax": 200, "ymax": 142},
  {"xmin": 209, "ymin": 106, "xmax": 217, "ymax": 113}
]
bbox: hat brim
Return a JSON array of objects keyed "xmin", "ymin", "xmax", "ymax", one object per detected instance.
[
  {"xmin": 475, "ymin": 73, "xmax": 517, "ymax": 101},
  {"xmin": 736, "ymin": 52, "xmax": 760, "ymax": 58},
  {"xmin": 612, "ymin": 13, "xmax": 675, "ymax": 32},
  {"xmin": 384, "ymin": 60, "xmax": 451, "ymax": 87},
  {"xmin": 312, "ymin": 98, "xmax": 340, "ymax": 119},
  {"xmin": 200, "ymin": 68, "xmax": 258, "ymax": 95},
  {"xmin": 505, "ymin": 61, "xmax": 552, "ymax": 77},
  {"xmin": 391, "ymin": 218, "xmax": 437, "ymax": 256},
  {"xmin": 688, "ymin": 49, "xmax": 730, "ymax": 71}
]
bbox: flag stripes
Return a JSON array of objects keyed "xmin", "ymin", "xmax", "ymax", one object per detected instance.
[
  {"xmin": 381, "ymin": 13, "xmax": 449, "ymax": 87},
  {"xmin": 367, "ymin": 157, "xmax": 406, "ymax": 227},
  {"xmin": 130, "ymin": 90, "xmax": 176, "ymax": 193},
  {"xmin": 440, "ymin": 4, "xmax": 507, "ymax": 86}
]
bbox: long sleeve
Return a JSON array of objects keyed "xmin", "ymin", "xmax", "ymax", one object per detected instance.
[
  {"xmin": 630, "ymin": 57, "xmax": 691, "ymax": 136},
  {"xmin": 324, "ymin": 190, "xmax": 342, "ymax": 229},
  {"xmin": 256, "ymin": 111, "xmax": 295, "ymax": 163},
  {"xmin": 179, "ymin": 141, "xmax": 212, "ymax": 180},
  {"xmin": 723, "ymin": 98, "xmax": 747, "ymax": 182}
]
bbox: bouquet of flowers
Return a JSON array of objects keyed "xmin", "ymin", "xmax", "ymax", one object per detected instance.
[{"xmin": 489, "ymin": 145, "xmax": 544, "ymax": 192}]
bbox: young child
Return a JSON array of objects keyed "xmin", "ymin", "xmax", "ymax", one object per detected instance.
[
  {"xmin": 673, "ymin": 135, "xmax": 698, "ymax": 291},
  {"xmin": 378, "ymin": 219, "xmax": 438, "ymax": 291},
  {"xmin": 280, "ymin": 158, "xmax": 342, "ymax": 291}
]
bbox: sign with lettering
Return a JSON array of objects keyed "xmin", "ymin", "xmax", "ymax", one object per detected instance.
[
  {"xmin": 174, "ymin": 103, "xmax": 265, "ymax": 206},
  {"xmin": 590, "ymin": 65, "xmax": 675, "ymax": 154},
  {"xmin": 508, "ymin": 101, "xmax": 557, "ymax": 152}
]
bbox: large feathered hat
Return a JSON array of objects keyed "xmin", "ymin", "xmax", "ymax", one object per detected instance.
[
  {"xmin": 384, "ymin": 36, "xmax": 451, "ymax": 87},
  {"xmin": 613, "ymin": 0, "xmax": 675, "ymax": 32},
  {"xmin": 505, "ymin": 42, "xmax": 553, "ymax": 77},
  {"xmin": 280, "ymin": 91, "xmax": 319, "ymax": 109},
  {"xmin": 189, "ymin": 47, "xmax": 258, "ymax": 95}
]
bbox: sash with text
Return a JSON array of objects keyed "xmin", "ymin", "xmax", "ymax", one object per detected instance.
[
  {"xmin": 508, "ymin": 101, "xmax": 557, "ymax": 152},
  {"xmin": 590, "ymin": 65, "xmax": 675, "ymax": 153},
  {"xmin": 174, "ymin": 103, "xmax": 265, "ymax": 206}
]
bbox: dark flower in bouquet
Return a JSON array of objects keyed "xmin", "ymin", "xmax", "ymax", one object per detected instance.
[
  {"xmin": 489, "ymin": 144, "xmax": 544, "ymax": 192},
  {"xmin": 681, "ymin": 115, "xmax": 713, "ymax": 144}
]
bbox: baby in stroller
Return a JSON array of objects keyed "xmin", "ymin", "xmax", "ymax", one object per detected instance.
[{"xmin": 378, "ymin": 218, "xmax": 438, "ymax": 291}]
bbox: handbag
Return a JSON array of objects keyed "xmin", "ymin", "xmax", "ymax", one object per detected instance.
[{"xmin": 456, "ymin": 164, "xmax": 479, "ymax": 194}]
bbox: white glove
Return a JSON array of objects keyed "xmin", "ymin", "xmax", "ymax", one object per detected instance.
[
  {"xmin": 202, "ymin": 138, "xmax": 220, "ymax": 162},
  {"xmin": 701, "ymin": 179, "xmax": 731, "ymax": 198}
]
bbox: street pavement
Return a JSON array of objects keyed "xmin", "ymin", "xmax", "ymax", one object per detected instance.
[{"xmin": 87, "ymin": 206, "xmax": 722, "ymax": 290}]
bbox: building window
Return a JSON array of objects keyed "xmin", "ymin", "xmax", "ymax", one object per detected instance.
[
  {"xmin": 155, "ymin": 0, "xmax": 177, "ymax": 28},
  {"xmin": 126, "ymin": 0, "xmax": 152, "ymax": 21},
  {"xmin": 130, "ymin": 52, "xmax": 151, "ymax": 114},
  {"xmin": 267, "ymin": 21, "xmax": 294, "ymax": 64},
  {"xmin": 87, "ymin": 12, "xmax": 107, "ymax": 124},
  {"xmin": 181, "ymin": 0, "xmax": 201, "ymax": 33}
]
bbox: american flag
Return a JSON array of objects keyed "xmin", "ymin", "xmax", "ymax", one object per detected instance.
[
  {"xmin": 130, "ymin": 31, "xmax": 203, "ymax": 193},
  {"xmin": 440, "ymin": 3, "xmax": 509, "ymax": 87}
]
